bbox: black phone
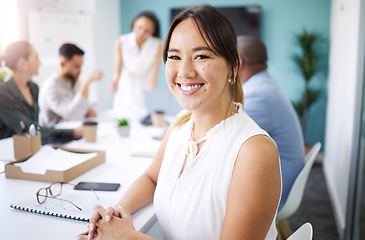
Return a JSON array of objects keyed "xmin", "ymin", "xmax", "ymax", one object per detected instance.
[{"xmin": 74, "ymin": 182, "xmax": 121, "ymax": 191}]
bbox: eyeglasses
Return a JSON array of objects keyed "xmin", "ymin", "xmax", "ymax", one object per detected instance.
[{"xmin": 36, "ymin": 182, "xmax": 82, "ymax": 211}]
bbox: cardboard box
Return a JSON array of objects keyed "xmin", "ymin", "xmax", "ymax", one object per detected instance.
[
  {"xmin": 5, "ymin": 146, "xmax": 105, "ymax": 182},
  {"xmin": 13, "ymin": 133, "xmax": 41, "ymax": 160}
]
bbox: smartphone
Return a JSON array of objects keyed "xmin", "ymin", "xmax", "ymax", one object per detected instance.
[{"xmin": 74, "ymin": 182, "xmax": 121, "ymax": 191}]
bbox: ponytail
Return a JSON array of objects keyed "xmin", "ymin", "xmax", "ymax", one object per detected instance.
[{"xmin": 1, "ymin": 41, "xmax": 32, "ymax": 71}]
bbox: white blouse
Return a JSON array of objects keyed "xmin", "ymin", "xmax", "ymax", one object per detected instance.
[{"xmin": 154, "ymin": 103, "xmax": 280, "ymax": 240}]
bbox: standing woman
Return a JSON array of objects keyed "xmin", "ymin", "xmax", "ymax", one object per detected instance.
[
  {"xmin": 0, "ymin": 41, "xmax": 82, "ymax": 142},
  {"xmin": 111, "ymin": 11, "xmax": 163, "ymax": 120},
  {"xmin": 82, "ymin": 5, "xmax": 281, "ymax": 240}
]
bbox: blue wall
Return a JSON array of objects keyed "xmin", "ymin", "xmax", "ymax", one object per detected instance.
[{"xmin": 120, "ymin": 0, "xmax": 331, "ymax": 148}]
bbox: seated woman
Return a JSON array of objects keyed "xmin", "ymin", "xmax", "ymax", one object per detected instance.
[
  {"xmin": 80, "ymin": 4, "xmax": 281, "ymax": 240},
  {"xmin": 0, "ymin": 41, "xmax": 82, "ymax": 143}
]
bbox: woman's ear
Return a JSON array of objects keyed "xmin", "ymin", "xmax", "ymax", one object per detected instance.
[
  {"xmin": 229, "ymin": 61, "xmax": 239, "ymax": 80},
  {"xmin": 238, "ymin": 56, "xmax": 244, "ymax": 70},
  {"xmin": 16, "ymin": 57, "xmax": 27, "ymax": 71}
]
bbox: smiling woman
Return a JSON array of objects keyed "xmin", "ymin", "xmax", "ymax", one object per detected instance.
[
  {"xmin": 80, "ymin": 5, "xmax": 281, "ymax": 240},
  {"xmin": 165, "ymin": 19, "xmax": 234, "ymax": 115}
]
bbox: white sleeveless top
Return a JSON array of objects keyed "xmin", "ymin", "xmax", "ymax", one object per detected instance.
[
  {"xmin": 113, "ymin": 32, "xmax": 161, "ymax": 120},
  {"xmin": 154, "ymin": 103, "xmax": 280, "ymax": 240}
]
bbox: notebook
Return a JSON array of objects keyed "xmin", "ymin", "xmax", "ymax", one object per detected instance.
[{"xmin": 10, "ymin": 192, "xmax": 115, "ymax": 222}]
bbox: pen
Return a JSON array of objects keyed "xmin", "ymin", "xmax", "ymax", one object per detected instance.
[
  {"xmin": 36, "ymin": 125, "xmax": 40, "ymax": 134},
  {"xmin": 19, "ymin": 121, "xmax": 26, "ymax": 133}
]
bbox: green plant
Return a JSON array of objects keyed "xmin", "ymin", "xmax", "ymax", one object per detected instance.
[
  {"xmin": 0, "ymin": 67, "xmax": 8, "ymax": 82},
  {"xmin": 117, "ymin": 118, "xmax": 129, "ymax": 126},
  {"xmin": 292, "ymin": 29, "xmax": 324, "ymax": 138}
]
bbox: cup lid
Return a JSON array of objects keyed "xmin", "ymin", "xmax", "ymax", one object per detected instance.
[
  {"xmin": 83, "ymin": 121, "xmax": 98, "ymax": 126},
  {"xmin": 154, "ymin": 110, "xmax": 165, "ymax": 114}
]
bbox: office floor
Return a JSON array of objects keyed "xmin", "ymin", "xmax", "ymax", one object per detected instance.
[
  {"xmin": 147, "ymin": 163, "xmax": 340, "ymax": 240},
  {"xmin": 288, "ymin": 163, "xmax": 340, "ymax": 240}
]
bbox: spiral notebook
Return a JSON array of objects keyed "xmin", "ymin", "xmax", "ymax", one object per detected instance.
[{"xmin": 10, "ymin": 193, "xmax": 115, "ymax": 222}]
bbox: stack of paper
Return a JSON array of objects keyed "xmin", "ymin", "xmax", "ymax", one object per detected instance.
[{"xmin": 14, "ymin": 146, "xmax": 97, "ymax": 174}]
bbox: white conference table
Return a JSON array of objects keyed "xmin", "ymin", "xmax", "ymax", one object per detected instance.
[{"xmin": 0, "ymin": 118, "xmax": 165, "ymax": 240}]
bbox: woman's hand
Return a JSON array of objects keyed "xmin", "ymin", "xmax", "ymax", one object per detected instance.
[
  {"xmin": 72, "ymin": 126, "xmax": 84, "ymax": 139},
  {"xmin": 96, "ymin": 205, "xmax": 136, "ymax": 240},
  {"xmin": 78, "ymin": 205, "xmax": 135, "ymax": 240},
  {"xmin": 78, "ymin": 205, "xmax": 107, "ymax": 240},
  {"xmin": 110, "ymin": 81, "xmax": 118, "ymax": 93}
]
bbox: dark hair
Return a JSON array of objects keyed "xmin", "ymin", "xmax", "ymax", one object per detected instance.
[
  {"xmin": 131, "ymin": 11, "xmax": 160, "ymax": 38},
  {"xmin": 59, "ymin": 43, "xmax": 84, "ymax": 60},
  {"xmin": 0, "ymin": 41, "xmax": 32, "ymax": 71},
  {"xmin": 163, "ymin": 4, "xmax": 243, "ymax": 104}
]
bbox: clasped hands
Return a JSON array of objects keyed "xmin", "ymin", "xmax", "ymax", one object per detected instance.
[{"xmin": 78, "ymin": 205, "xmax": 135, "ymax": 240}]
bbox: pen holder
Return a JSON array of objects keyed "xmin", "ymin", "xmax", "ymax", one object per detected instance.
[{"xmin": 13, "ymin": 133, "xmax": 41, "ymax": 160}]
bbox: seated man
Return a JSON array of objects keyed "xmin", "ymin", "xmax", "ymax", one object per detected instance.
[
  {"xmin": 237, "ymin": 36, "xmax": 305, "ymax": 210},
  {"xmin": 39, "ymin": 43, "xmax": 103, "ymax": 127}
]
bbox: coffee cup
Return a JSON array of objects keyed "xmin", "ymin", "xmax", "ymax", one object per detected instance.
[
  {"xmin": 151, "ymin": 110, "xmax": 165, "ymax": 128},
  {"xmin": 83, "ymin": 121, "xmax": 98, "ymax": 142}
]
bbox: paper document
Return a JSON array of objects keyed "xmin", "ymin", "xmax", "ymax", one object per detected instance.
[
  {"xmin": 0, "ymin": 137, "xmax": 15, "ymax": 162},
  {"xmin": 14, "ymin": 146, "xmax": 97, "ymax": 174},
  {"xmin": 0, "ymin": 162, "xmax": 4, "ymax": 173},
  {"xmin": 54, "ymin": 120, "xmax": 82, "ymax": 129}
]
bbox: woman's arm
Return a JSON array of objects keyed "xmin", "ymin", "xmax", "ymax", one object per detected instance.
[
  {"xmin": 111, "ymin": 38, "xmax": 123, "ymax": 93},
  {"xmin": 148, "ymin": 42, "xmax": 162, "ymax": 89},
  {"xmin": 116, "ymin": 123, "xmax": 172, "ymax": 214},
  {"xmin": 220, "ymin": 135, "xmax": 281, "ymax": 240},
  {"xmin": 85, "ymin": 125, "xmax": 174, "ymax": 240}
]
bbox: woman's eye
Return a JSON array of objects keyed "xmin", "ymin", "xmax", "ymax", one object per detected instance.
[
  {"xmin": 195, "ymin": 54, "xmax": 209, "ymax": 60},
  {"xmin": 167, "ymin": 55, "xmax": 180, "ymax": 60}
]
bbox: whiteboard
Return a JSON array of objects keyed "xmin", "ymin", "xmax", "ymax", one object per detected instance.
[
  {"xmin": 28, "ymin": 10, "xmax": 94, "ymax": 66},
  {"xmin": 28, "ymin": 10, "xmax": 97, "ymax": 103}
]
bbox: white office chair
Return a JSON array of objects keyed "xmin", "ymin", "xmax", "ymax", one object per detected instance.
[
  {"xmin": 286, "ymin": 222, "xmax": 313, "ymax": 240},
  {"xmin": 276, "ymin": 142, "xmax": 321, "ymax": 239}
]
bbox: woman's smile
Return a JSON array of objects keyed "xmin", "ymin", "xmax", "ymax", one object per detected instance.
[{"xmin": 178, "ymin": 83, "xmax": 205, "ymax": 95}]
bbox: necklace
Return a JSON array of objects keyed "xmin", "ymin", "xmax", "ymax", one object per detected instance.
[
  {"xmin": 191, "ymin": 123, "xmax": 199, "ymax": 142},
  {"xmin": 188, "ymin": 123, "xmax": 208, "ymax": 158}
]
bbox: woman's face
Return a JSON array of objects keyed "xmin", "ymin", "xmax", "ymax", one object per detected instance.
[
  {"xmin": 165, "ymin": 19, "xmax": 232, "ymax": 112},
  {"xmin": 133, "ymin": 16, "xmax": 155, "ymax": 44},
  {"xmin": 26, "ymin": 47, "xmax": 41, "ymax": 76}
]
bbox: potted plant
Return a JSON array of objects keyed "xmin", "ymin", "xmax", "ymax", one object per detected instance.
[
  {"xmin": 0, "ymin": 67, "xmax": 8, "ymax": 82},
  {"xmin": 117, "ymin": 118, "xmax": 130, "ymax": 137},
  {"xmin": 292, "ymin": 29, "xmax": 324, "ymax": 147}
]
